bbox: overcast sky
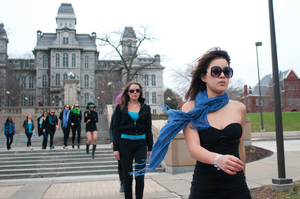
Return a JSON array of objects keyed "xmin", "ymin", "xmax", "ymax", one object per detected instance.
[{"xmin": 1, "ymin": 0, "xmax": 300, "ymax": 92}]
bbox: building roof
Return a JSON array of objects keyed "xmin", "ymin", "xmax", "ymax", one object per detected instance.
[
  {"xmin": 58, "ymin": 3, "xmax": 74, "ymax": 14},
  {"xmin": 0, "ymin": 23, "xmax": 7, "ymax": 37},
  {"xmin": 123, "ymin": 27, "xmax": 136, "ymax": 39}
]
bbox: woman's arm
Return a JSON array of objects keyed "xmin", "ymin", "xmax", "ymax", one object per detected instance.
[
  {"xmin": 238, "ymin": 102, "xmax": 247, "ymax": 175},
  {"xmin": 112, "ymin": 105, "xmax": 122, "ymax": 151}
]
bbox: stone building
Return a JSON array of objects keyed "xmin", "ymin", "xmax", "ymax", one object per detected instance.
[
  {"xmin": 0, "ymin": 3, "xmax": 164, "ymax": 114},
  {"xmin": 241, "ymin": 69, "xmax": 300, "ymax": 113}
]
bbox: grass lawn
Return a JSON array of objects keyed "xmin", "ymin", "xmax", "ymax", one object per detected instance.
[{"xmin": 246, "ymin": 111, "xmax": 300, "ymax": 132}]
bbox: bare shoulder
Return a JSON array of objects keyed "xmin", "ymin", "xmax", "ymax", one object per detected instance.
[
  {"xmin": 182, "ymin": 101, "xmax": 195, "ymax": 113},
  {"xmin": 229, "ymin": 100, "xmax": 246, "ymax": 112}
]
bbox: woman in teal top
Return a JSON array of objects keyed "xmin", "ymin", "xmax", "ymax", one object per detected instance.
[
  {"xmin": 4, "ymin": 116, "xmax": 15, "ymax": 150},
  {"xmin": 23, "ymin": 113, "xmax": 35, "ymax": 150}
]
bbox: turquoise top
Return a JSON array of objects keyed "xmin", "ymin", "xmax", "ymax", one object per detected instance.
[
  {"xmin": 121, "ymin": 134, "xmax": 146, "ymax": 139},
  {"xmin": 128, "ymin": 111, "xmax": 139, "ymax": 122},
  {"xmin": 28, "ymin": 122, "xmax": 33, "ymax": 133}
]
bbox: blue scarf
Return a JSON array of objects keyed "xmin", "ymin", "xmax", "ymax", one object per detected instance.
[
  {"xmin": 62, "ymin": 109, "xmax": 70, "ymax": 128},
  {"xmin": 132, "ymin": 90, "xmax": 229, "ymax": 176}
]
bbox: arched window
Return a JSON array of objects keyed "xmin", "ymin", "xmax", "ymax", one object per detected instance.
[
  {"xmin": 63, "ymin": 37, "xmax": 68, "ymax": 44},
  {"xmin": 63, "ymin": 73, "xmax": 68, "ymax": 80},
  {"xmin": 84, "ymin": 75, "xmax": 89, "ymax": 87},
  {"xmin": 29, "ymin": 76, "xmax": 34, "ymax": 88},
  {"xmin": 55, "ymin": 73, "xmax": 60, "ymax": 86},
  {"xmin": 55, "ymin": 53, "xmax": 60, "ymax": 67},
  {"xmin": 85, "ymin": 56, "xmax": 89, "ymax": 69},
  {"xmin": 145, "ymin": 92, "xmax": 149, "ymax": 104},
  {"xmin": 144, "ymin": 74, "xmax": 149, "ymax": 86},
  {"xmin": 151, "ymin": 74, "xmax": 156, "ymax": 86},
  {"xmin": 63, "ymin": 53, "xmax": 68, "ymax": 67},
  {"xmin": 84, "ymin": 93, "xmax": 89, "ymax": 105},
  {"xmin": 42, "ymin": 93, "xmax": 47, "ymax": 106},
  {"xmin": 21, "ymin": 95, "xmax": 26, "ymax": 106},
  {"xmin": 21, "ymin": 76, "xmax": 26, "ymax": 88},
  {"xmin": 152, "ymin": 92, "xmax": 156, "ymax": 104},
  {"xmin": 72, "ymin": 54, "xmax": 76, "ymax": 67},
  {"xmin": 55, "ymin": 96, "xmax": 59, "ymax": 106},
  {"xmin": 42, "ymin": 75, "xmax": 47, "ymax": 87},
  {"xmin": 29, "ymin": 95, "xmax": 33, "ymax": 106},
  {"xmin": 42, "ymin": 55, "xmax": 47, "ymax": 68}
]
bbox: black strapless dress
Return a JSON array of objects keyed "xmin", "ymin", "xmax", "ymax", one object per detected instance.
[{"xmin": 189, "ymin": 123, "xmax": 251, "ymax": 199}]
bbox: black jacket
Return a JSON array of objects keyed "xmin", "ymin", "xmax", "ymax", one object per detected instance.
[
  {"xmin": 4, "ymin": 123, "xmax": 15, "ymax": 135},
  {"xmin": 113, "ymin": 98, "xmax": 153, "ymax": 152},
  {"xmin": 59, "ymin": 110, "xmax": 72, "ymax": 128},
  {"xmin": 23, "ymin": 120, "xmax": 35, "ymax": 133},
  {"xmin": 70, "ymin": 110, "xmax": 82, "ymax": 126},
  {"xmin": 44, "ymin": 115, "xmax": 58, "ymax": 131}
]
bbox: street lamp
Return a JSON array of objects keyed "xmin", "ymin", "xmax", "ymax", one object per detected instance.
[
  {"xmin": 25, "ymin": 97, "xmax": 28, "ymax": 106},
  {"xmin": 6, "ymin": 91, "xmax": 10, "ymax": 107},
  {"xmin": 255, "ymin": 41, "xmax": 265, "ymax": 131},
  {"xmin": 107, "ymin": 82, "xmax": 112, "ymax": 104}
]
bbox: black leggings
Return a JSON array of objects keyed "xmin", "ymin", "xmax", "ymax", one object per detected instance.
[
  {"xmin": 62, "ymin": 126, "xmax": 70, "ymax": 146},
  {"xmin": 5, "ymin": 134, "xmax": 13, "ymax": 149},
  {"xmin": 71, "ymin": 124, "xmax": 81, "ymax": 145},
  {"xmin": 119, "ymin": 139, "xmax": 147, "ymax": 199},
  {"xmin": 25, "ymin": 132, "xmax": 33, "ymax": 146},
  {"xmin": 43, "ymin": 129, "xmax": 55, "ymax": 149}
]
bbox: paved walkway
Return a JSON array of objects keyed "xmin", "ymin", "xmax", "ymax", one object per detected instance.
[{"xmin": 0, "ymin": 134, "xmax": 300, "ymax": 198}]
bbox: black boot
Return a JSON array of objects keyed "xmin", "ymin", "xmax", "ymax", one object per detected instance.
[
  {"xmin": 86, "ymin": 144, "xmax": 90, "ymax": 154},
  {"xmin": 119, "ymin": 170, "xmax": 124, "ymax": 193},
  {"xmin": 92, "ymin": 145, "xmax": 96, "ymax": 159}
]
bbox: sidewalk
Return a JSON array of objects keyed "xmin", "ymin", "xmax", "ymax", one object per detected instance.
[{"xmin": 0, "ymin": 139, "xmax": 300, "ymax": 198}]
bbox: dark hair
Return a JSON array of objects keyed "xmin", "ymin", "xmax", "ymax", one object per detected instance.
[
  {"xmin": 5, "ymin": 116, "xmax": 13, "ymax": 123},
  {"xmin": 42, "ymin": 111, "xmax": 48, "ymax": 117},
  {"xmin": 185, "ymin": 47, "xmax": 231, "ymax": 101},
  {"xmin": 86, "ymin": 102, "xmax": 96, "ymax": 109},
  {"xmin": 118, "ymin": 81, "xmax": 143, "ymax": 109}
]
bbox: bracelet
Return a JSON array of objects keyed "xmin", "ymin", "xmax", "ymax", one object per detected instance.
[{"xmin": 214, "ymin": 154, "xmax": 222, "ymax": 170}]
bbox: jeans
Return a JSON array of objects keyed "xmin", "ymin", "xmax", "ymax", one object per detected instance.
[
  {"xmin": 71, "ymin": 124, "xmax": 81, "ymax": 145},
  {"xmin": 5, "ymin": 134, "xmax": 13, "ymax": 149},
  {"xmin": 25, "ymin": 132, "xmax": 33, "ymax": 146},
  {"xmin": 119, "ymin": 139, "xmax": 147, "ymax": 199},
  {"xmin": 43, "ymin": 129, "xmax": 55, "ymax": 149},
  {"xmin": 62, "ymin": 126, "xmax": 70, "ymax": 146}
]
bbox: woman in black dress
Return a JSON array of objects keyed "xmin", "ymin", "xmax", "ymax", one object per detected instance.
[
  {"xmin": 43, "ymin": 108, "xmax": 59, "ymax": 149},
  {"xmin": 84, "ymin": 102, "xmax": 98, "ymax": 158},
  {"xmin": 70, "ymin": 102, "xmax": 82, "ymax": 149}
]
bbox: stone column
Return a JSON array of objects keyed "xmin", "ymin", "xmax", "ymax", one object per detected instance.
[{"xmin": 63, "ymin": 79, "xmax": 79, "ymax": 106}]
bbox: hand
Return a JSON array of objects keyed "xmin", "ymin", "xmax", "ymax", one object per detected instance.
[
  {"xmin": 43, "ymin": 129, "xmax": 45, "ymax": 132},
  {"xmin": 56, "ymin": 125, "xmax": 60, "ymax": 130},
  {"xmin": 86, "ymin": 119, "xmax": 90, "ymax": 124},
  {"xmin": 110, "ymin": 142, "xmax": 114, "ymax": 149},
  {"xmin": 217, "ymin": 155, "xmax": 244, "ymax": 175},
  {"xmin": 71, "ymin": 123, "xmax": 74, "ymax": 126},
  {"xmin": 114, "ymin": 151, "xmax": 120, "ymax": 160},
  {"xmin": 147, "ymin": 151, "xmax": 152, "ymax": 159},
  {"xmin": 85, "ymin": 113, "xmax": 87, "ymax": 117}
]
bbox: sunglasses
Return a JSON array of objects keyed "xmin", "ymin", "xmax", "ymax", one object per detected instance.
[
  {"xmin": 75, "ymin": 106, "xmax": 79, "ymax": 107},
  {"xmin": 129, "ymin": 89, "xmax": 140, "ymax": 93},
  {"xmin": 89, "ymin": 107, "xmax": 94, "ymax": 108},
  {"xmin": 50, "ymin": 112, "xmax": 55, "ymax": 114},
  {"xmin": 210, "ymin": 66, "xmax": 233, "ymax": 78}
]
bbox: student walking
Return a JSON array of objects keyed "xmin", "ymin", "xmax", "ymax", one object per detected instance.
[
  {"xmin": 23, "ymin": 113, "xmax": 35, "ymax": 150},
  {"xmin": 84, "ymin": 102, "xmax": 98, "ymax": 158},
  {"xmin": 43, "ymin": 109, "xmax": 59, "ymax": 149},
  {"xmin": 4, "ymin": 116, "xmax": 15, "ymax": 150},
  {"xmin": 59, "ymin": 104, "xmax": 71, "ymax": 149},
  {"xmin": 70, "ymin": 103, "xmax": 82, "ymax": 149},
  {"xmin": 38, "ymin": 111, "xmax": 48, "ymax": 149}
]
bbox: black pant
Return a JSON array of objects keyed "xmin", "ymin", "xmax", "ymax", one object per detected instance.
[
  {"xmin": 62, "ymin": 126, "xmax": 70, "ymax": 146},
  {"xmin": 119, "ymin": 139, "xmax": 147, "ymax": 199},
  {"xmin": 5, "ymin": 134, "xmax": 13, "ymax": 149},
  {"xmin": 71, "ymin": 124, "xmax": 81, "ymax": 145},
  {"xmin": 25, "ymin": 132, "xmax": 33, "ymax": 146},
  {"xmin": 43, "ymin": 129, "xmax": 55, "ymax": 149}
]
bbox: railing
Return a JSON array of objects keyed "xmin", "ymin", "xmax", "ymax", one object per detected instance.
[{"xmin": 0, "ymin": 106, "xmax": 64, "ymax": 115}]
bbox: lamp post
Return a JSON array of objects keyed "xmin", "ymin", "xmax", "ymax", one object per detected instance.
[
  {"xmin": 107, "ymin": 82, "xmax": 112, "ymax": 104},
  {"xmin": 255, "ymin": 41, "xmax": 265, "ymax": 131},
  {"xmin": 25, "ymin": 97, "xmax": 28, "ymax": 106},
  {"xmin": 6, "ymin": 91, "xmax": 10, "ymax": 107}
]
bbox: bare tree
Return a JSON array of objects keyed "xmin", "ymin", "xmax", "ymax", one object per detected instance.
[
  {"xmin": 226, "ymin": 78, "xmax": 244, "ymax": 100},
  {"xmin": 97, "ymin": 26, "xmax": 159, "ymax": 84}
]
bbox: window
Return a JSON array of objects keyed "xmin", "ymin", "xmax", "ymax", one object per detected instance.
[
  {"xmin": 42, "ymin": 75, "xmax": 47, "ymax": 87},
  {"xmin": 85, "ymin": 56, "xmax": 89, "ymax": 69},
  {"xmin": 152, "ymin": 92, "xmax": 156, "ymax": 104},
  {"xmin": 29, "ymin": 95, "xmax": 33, "ymax": 106},
  {"xmin": 21, "ymin": 76, "xmax": 26, "ymax": 88},
  {"xmin": 55, "ymin": 73, "xmax": 60, "ymax": 86},
  {"xmin": 84, "ymin": 75, "xmax": 89, "ymax": 87},
  {"xmin": 29, "ymin": 76, "xmax": 34, "ymax": 88},
  {"xmin": 55, "ymin": 54, "xmax": 60, "ymax": 67},
  {"xmin": 255, "ymin": 98, "xmax": 259, "ymax": 106},
  {"xmin": 295, "ymin": 97, "xmax": 300, "ymax": 105},
  {"xmin": 63, "ymin": 73, "xmax": 68, "ymax": 80},
  {"xmin": 42, "ymin": 93, "xmax": 47, "ymax": 106},
  {"xmin": 296, "ymin": 85, "xmax": 299, "ymax": 90},
  {"xmin": 98, "ymin": 76, "xmax": 102, "ymax": 86},
  {"xmin": 151, "ymin": 74, "xmax": 156, "ymax": 86},
  {"xmin": 63, "ymin": 37, "xmax": 68, "ymax": 44},
  {"xmin": 72, "ymin": 54, "xmax": 76, "ymax": 67},
  {"xmin": 153, "ymin": 109, "xmax": 157, "ymax": 114},
  {"xmin": 128, "ymin": 42, "xmax": 132, "ymax": 54},
  {"xmin": 145, "ymin": 92, "xmax": 149, "ymax": 104},
  {"xmin": 42, "ymin": 55, "xmax": 47, "ymax": 68},
  {"xmin": 84, "ymin": 93, "xmax": 89, "ymax": 105},
  {"xmin": 144, "ymin": 74, "xmax": 149, "ymax": 86},
  {"xmin": 63, "ymin": 53, "xmax": 68, "ymax": 67},
  {"xmin": 288, "ymin": 98, "xmax": 293, "ymax": 106},
  {"xmin": 21, "ymin": 95, "xmax": 26, "ymax": 106},
  {"xmin": 55, "ymin": 96, "xmax": 59, "ymax": 106}
]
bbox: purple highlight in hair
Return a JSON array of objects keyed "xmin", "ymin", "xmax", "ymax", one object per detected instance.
[{"xmin": 115, "ymin": 93, "xmax": 122, "ymax": 106}]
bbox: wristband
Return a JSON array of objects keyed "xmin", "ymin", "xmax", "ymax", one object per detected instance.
[{"xmin": 214, "ymin": 154, "xmax": 222, "ymax": 170}]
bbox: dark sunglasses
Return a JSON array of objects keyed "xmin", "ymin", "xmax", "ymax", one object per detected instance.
[
  {"xmin": 89, "ymin": 106, "xmax": 94, "ymax": 108},
  {"xmin": 75, "ymin": 106, "xmax": 79, "ymax": 107},
  {"xmin": 210, "ymin": 66, "xmax": 233, "ymax": 78},
  {"xmin": 129, "ymin": 89, "xmax": 140, "ymax": 93},
  {"xmin": 50, "ymin": 112, "xmax": 55, "ymax": 114}
]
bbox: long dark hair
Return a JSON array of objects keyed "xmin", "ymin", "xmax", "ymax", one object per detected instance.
[
  {"xmin": 185, "ymin": 47, "xmax": 231, "ymax": 101},
  {"xmin": 118, "ymin": 81, "xmax": 143, "ymax": 109},
  {"xmin": 5, "ymin": 116, "xmax": 13, "ymax": 124}
]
